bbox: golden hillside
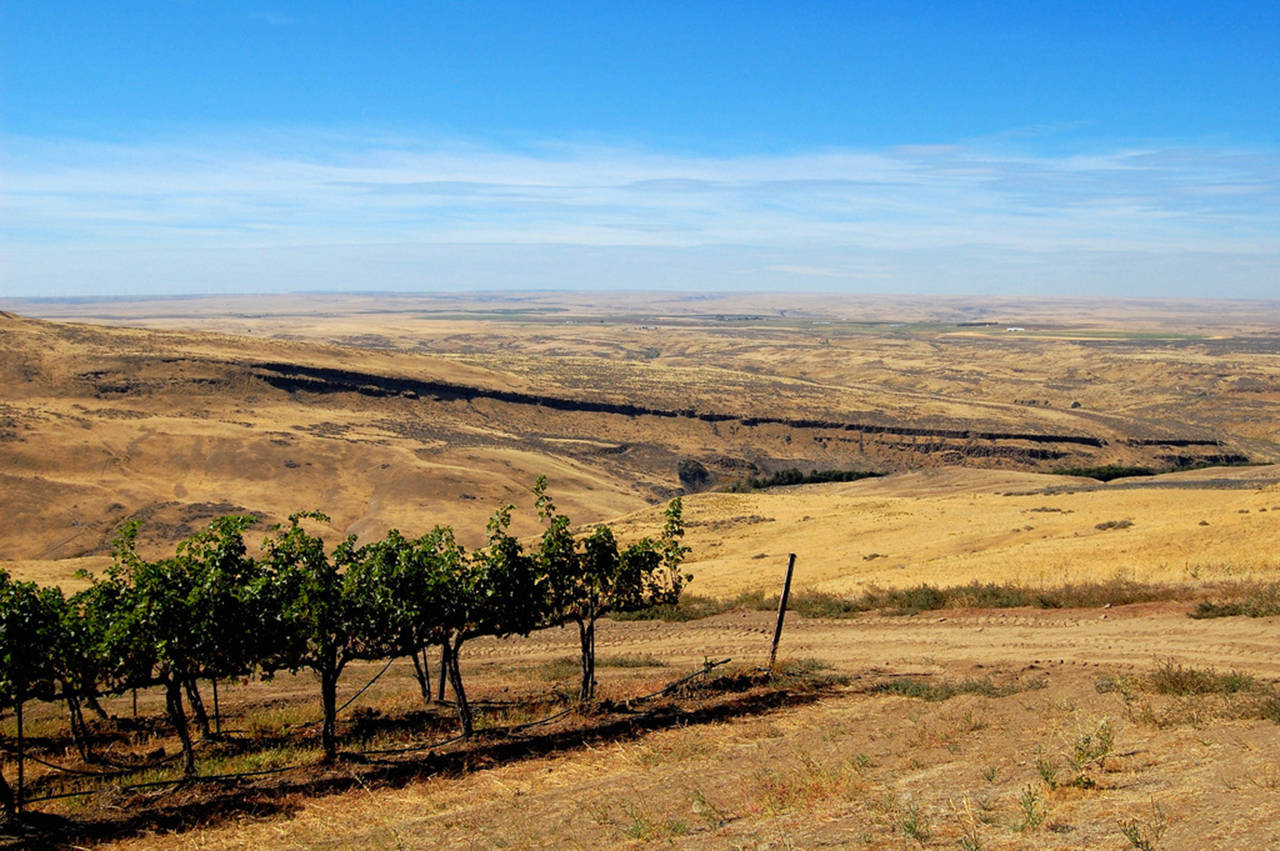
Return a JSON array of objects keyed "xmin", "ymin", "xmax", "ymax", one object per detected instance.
[
  {"xmin": 612, "ymin": 465, "xmax": 1280, "ymax": 597},
  {"xmin": 2, "ymin": 294, "xmax": 1277, "ymax": 591}
]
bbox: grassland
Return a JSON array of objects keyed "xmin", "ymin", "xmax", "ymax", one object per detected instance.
[
  {"xmin": 8, "ymin": 605, "xmax": 1276, "ymax": 849},
  {"xmin": 3, "ymin": 292, "xmax": 1278, "ymax": 587},
  {"xmin": 2, "ymin": 293, "xmax": 1279, "ymax": 847}
]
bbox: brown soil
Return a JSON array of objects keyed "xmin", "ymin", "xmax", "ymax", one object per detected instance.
[
  {"xmin": 2, "ymin": 603, "xmax": 1274, "ymax": 849},
  {"xmin": 4, "ymin": 294, "xmax": 1279, "ymax": 591},
  {"xmin": 2, "ymin": 294, "xmax": 1278, "ymax": 848}
]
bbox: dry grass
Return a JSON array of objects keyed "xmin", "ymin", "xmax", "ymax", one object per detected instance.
[
  {"xmin": 5, "ymin": 295, "xmax": 1280, "ymax": 847},
  {"xmin": 1192, "ymin": 582, "xmax": 1280, "ymax": 619},
  {"xmin": 1146, "ymin": 660, "xmax": 1259, "ymax": 696},
  {"xmin": 1095, "ymin": 660, "xmax": 1280, "ymax": 731},
  {"xmin": 6, "ymin": 603, "xmax": 1280, "ymax": 848},
  {"xmin": 6, "ymin": 660, "xmax": 842, "ymax": 845},
  {"xmin": 6, "ymin": 295, "xmax": 1280, "ymax": 589},
  {"xmin": 618, "ymin": 577, "xmax": 1280, "ymax": 622},
  {"xmin": 86, "ymin": 663, "xmax": 1280, "ymax": 850},
  {"xmin": 870, "ymin": 674, "xmax": 1046, "ymax": 701},
  {"xmin": 647, "ymin": 472, "xmax": 1280, "ymax": 600}
]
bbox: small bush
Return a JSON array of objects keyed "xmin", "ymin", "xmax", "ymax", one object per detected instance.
[
  {"xmin": 1191, "ymin": 583, "xmax": 1280, "ymax": 619},
  {"xmin": 1148, "ymin": 660, "xmax": 1257, "ymax": 696},
  {"xmin": 1070, "ymin": 719, "xmax": 1115, "ymax": 778},
  {"xmin": 1035, "ymin": 755, "xmax": 1059, "ymax": 790},
  {"xmin": 872, "ymin": 676, "xmax": 1041, "ymax": 702},
  {"xmin": 611, "ymin": 594, "xmax": 731, "ymax": 621},
  {"xmin": 788, "ymin": 591, "xmax": 872, "ymax": 618},
  {"xmin": 776, "ymin": 657, "xmax": 833, "ymax": 674},
  {"xmin": 1017, "ymin": 785, "xmax": 1045, "ymax": 832},
  {"xmin": 535, "ymin": 657, "xmax": 582, "ymax": 679},
  {"xmin": 868, "ymin": 579, "xmax": 1175, "ymax": 613},
  {"xmin": 885, "ymin": 584, "xmax": 949, "ymax": 615},
  {"xmin": 633, "ymin": 579, "xmax": 1273, "ymax": 624},
  {"xmin": 732, "ymin": 588, "xmax": 771, "ymax": 610},
  {"xmin": 900, "ymin": 802, "xmax": 931, "ymax": 841},
  {"xmin": 1119, "ymin": 801, "xmax": 1167, "ymax": 850},
  {"xmin": 1105, "ymin": 661, "xmax": 1280, "ymax": 728}
]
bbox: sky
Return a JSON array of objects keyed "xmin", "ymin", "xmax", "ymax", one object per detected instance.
[{"xmin": 2, "ymin": 1, "xmax": 1277, "ymax": 298}]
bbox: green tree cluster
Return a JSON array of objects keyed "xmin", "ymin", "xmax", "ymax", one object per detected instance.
[{"xmin": 0, "ymin": 482, "xmax": 689, "ymax": 813}]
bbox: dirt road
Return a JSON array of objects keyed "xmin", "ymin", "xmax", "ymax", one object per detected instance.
[{"xmin": 466, "ymin": 603, "xmax": 1280, "ymax": 682}]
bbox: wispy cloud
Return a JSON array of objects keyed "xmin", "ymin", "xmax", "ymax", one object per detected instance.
[{"xmin": 2, "ymin": 132, "xmax": 1277, "ymax": 296}]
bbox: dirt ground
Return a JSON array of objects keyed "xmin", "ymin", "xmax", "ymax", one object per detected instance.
[
  {"xmin": 71, "ymin": 603, "xmax": 1280, "ymax": 850},
  {"xmin": 3, "ymin": 295, "xmax": 1278, "ymax": 847}
]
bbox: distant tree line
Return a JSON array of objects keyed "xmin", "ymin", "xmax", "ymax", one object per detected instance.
[
  {"xmin": 1050, "ymin": 464, "xmax": 1158, "ymax": 482},
  {"xmin": 1051, "ymin": 458, "xmax": 1255, "ymax": 483},
  {"xmin": 726, "ymin": 468, "xmax": 883, "ymax": 492},
  {"xmin": 0, "ymin": 479, "xmax": 689, "ymax": 815}
]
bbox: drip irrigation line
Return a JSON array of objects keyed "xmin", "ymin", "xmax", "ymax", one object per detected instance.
[
  {"xmin": 19, "ymin": 787, "xmax": 103, "ymax": 804},
  {"xmin": 14, "ymin": 657, "xmax": 736, "ymax": 808},
  {"xmin": 20, "ymin": 778, "xmax": 182, "ymax": 806},
  {"xmin": 505, "ymin": 707, "xmax": 575, "ymax": 733},
  {"xmin": 358, "ymin": 732, "xmax": 468, "ymax": 757},
  {"xmin": 630, "ymin": 658, "xmax": 732, "ymax": 703},
  {"xmin": 13, "ymin": 734, "xmax": 205, "ymax": 779},
  {"xmin": 15, "ymin": 753, "xmax": 134, "ymax": 779},
  {"xmin": 355, "ymin": 658, "xmax": 732, "ymax": 754},
  {"xmin": 20, "ymin": 777, "xmax": 186, "ymax": 806},
  {"xmin": 335, "ymin": 658, "xmax": 396, "ymax": 716},
  {"xmin": 21, "ymin": 763, "xmax": 303, "ymax": 806},
  {"xmin": 93, "ymin": 749, "xmax": 185, "ymax": 770},
  {"xmin": 185, "ymin": 764, "xmax": 297, "ymax": 784},
  {"xmin": 285, "ymin": 657, "xmax": 399, "ymax": 730}
]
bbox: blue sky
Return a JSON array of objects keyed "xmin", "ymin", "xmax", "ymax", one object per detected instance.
[{"xmin": 2, "ymin": 1, "xmax": 1277, "ymax": 298}]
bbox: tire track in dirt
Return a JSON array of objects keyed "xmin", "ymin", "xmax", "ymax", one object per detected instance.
[{"xmin": 465, "ymin": 606, "xmax": 1280, "ymax": 680}]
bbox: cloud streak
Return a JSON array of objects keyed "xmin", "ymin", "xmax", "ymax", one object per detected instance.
[{"xmin": 2, "ymin": 132, "xmax": 1277, "ymax": 296}]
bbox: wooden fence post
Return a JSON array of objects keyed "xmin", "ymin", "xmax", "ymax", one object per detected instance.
[{"xmin": 767, "ymin": 553, "xmax": 797, "ymax": 673}]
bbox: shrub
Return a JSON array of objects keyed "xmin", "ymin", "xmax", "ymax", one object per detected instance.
[
  {"xmin": 1148, "ymin": 660, "xmax": 1257, "ymax": 696},
  {"xmin": 871, "ymin": 676, "xmax": 1039, "ymax": 701},
  {"xmin": 1191, "ymin": 583, "xmax": 1280, "ymax": 619}
]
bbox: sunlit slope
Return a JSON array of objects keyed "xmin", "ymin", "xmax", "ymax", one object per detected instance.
[
  {"xmin": 14, "ymin": 293, "xmax": 1276, "ymax": 453},
  {"xmin": 611, "ymin": 466, "xmax": 1280, "ymax": 598},
  {"xmin": 0, "ymin": 310, "xmax": 1269, "ymax": 591},
  {"xmin": 0, "ymin": 315, "xmax": 651, "ymax": 582}
]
